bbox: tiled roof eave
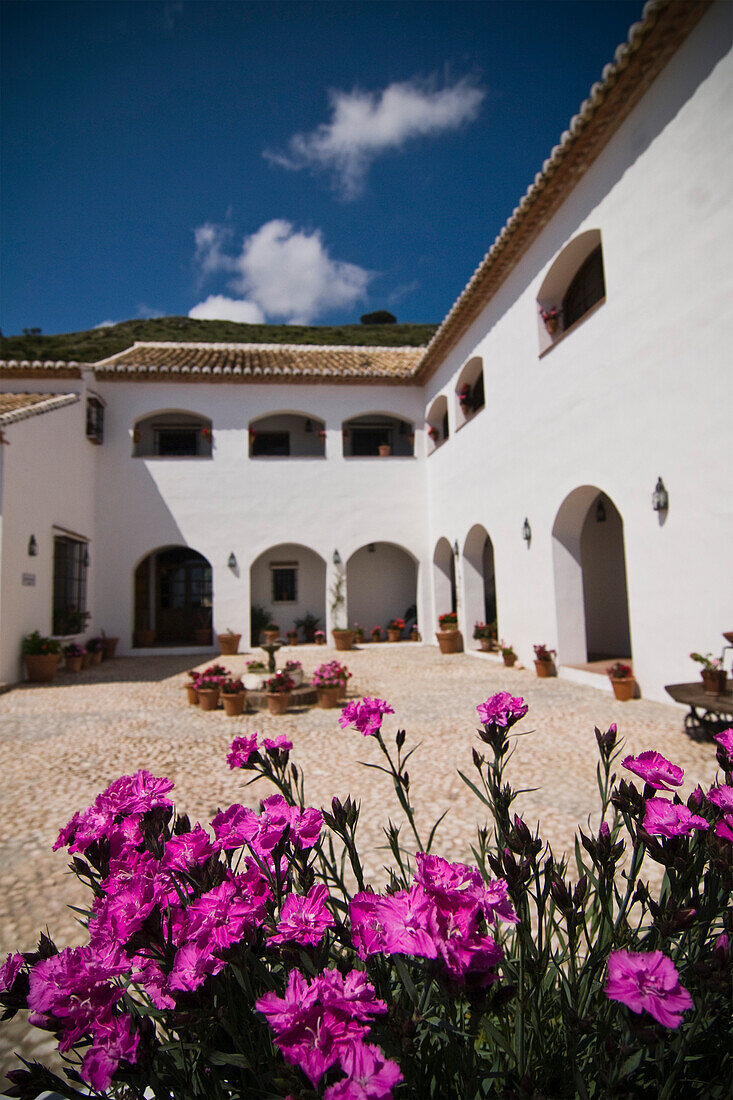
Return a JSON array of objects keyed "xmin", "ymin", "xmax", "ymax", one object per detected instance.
[
  {"xmin": 0, "ymin": 392, "xmax": 79, "ymax": 425},
  {"xmin": 413, "ymin": 0, "xmax": 710, "ymax": 383}
]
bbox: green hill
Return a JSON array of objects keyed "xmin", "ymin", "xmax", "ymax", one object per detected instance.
[{"xmin": 0, "ymin": 317, "xmax": 438, "ymax": 364}]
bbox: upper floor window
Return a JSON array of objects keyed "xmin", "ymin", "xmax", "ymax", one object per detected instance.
[
  {"xmin": 272, "ymin": 562, "xmax": 298, "ymax": 603},
  {"xmin": 342, "ymin": 414, "xmax": 414, "ymax": 457},
  {"xmin": 537, "ymin": 229, "xmax": 605, "ymax": 352},
  {"xmin": 455, "ymin": 357, "xmax": 485, "ymax": 429},
  {"xmin": 53, "ymin": 535, "xmax": 89, "ymax": 635},
  {"xmin": 133, "ymin": 412, "xmax": 212, "ymax": 458},
  {"xmin": 86, "ymin": 396, "xmax": 104, "ymax": 445},
  {"xmin": 249, "ymin": 413, "xmax": 325, "ymax": 458},
  {"xmin": 426, "ymin": 395, "xmax": 449, "ymax": 453}
]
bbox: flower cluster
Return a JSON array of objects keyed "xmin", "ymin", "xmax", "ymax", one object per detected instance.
[
  {"xmin": 388, "ymin": 618, "xmax": 404, "ymax": 631},
  {"xmin": 690, "ymin": 651, "xmax": 723, "ymax": 671},
  {"xmin": 438, "ymin": 611, "xmax": 457, "ymax": 629},
  {"xmin": 63, "ymin": 642, "xmax": 86, "ymax": 657},
  {"xmin": 533, "ymin": 643, "xmax": 556, "ymax": 661},
  {"xmin": 312, "ymin": 660, "xmax": 351, "ymax": 688},
  {"xmin": 188, "ymin": 663, "xmax": 230, "ymax": 690},
  {"xmin": 607, "ymin": 661, "xmax": 633, "ymax": 679},
  {"xmin": 339, "ymin": 697, "xmax": 394, "ymax": 737},
  {"xmin": 266, "ymin": 671, "xmax": 294, "ymax": 694},
  {"xmin": 473, "ymin": 621, "xmax": 496, "ymax": 640},
  {"xmin": 221, "ymin": 677, "xmax": 244, "ymax": 695}
]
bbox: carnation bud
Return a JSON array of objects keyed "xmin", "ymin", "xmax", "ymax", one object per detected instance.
[
  {"xmin": 687, "ymin": 785, "xmax": 703, "ymax": 811},
  {"xmin": 550, "ymin": 874, "xmax": 573, "ymax": 914},
  {"xmin": 401, "ymin": 771, "xmax": 410, "ymax": 790},
  {"xmin": 573, "ymin": 875, "xmax": 588, "ymax": 908},
  {"xmin": 595, "ymin": 723, "xmax": 618, "ymax": 758},
  {"xmin": 472, "ymin": 747, "xmax": 484, "ymax": 770},
  {"xmin": 395, "ymin": 728, "xmax": 406, "ymax": 749}
]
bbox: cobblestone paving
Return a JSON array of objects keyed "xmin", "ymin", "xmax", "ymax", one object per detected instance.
[{"xmin": 0, "ymin": 645, "xmax": 720, "ymax": 1084}]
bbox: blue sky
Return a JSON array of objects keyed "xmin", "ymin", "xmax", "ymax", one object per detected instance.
[{"xmin": 1, "ymin": 1, "xmax": 643, "ymax": 335}]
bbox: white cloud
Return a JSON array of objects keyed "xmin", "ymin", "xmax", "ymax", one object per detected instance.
[
  {"xmin": 189, "ymin": 219, "xmax": 371, "ymax": 324},
  {"xmin": 188, "ymin": 295, "xmax": 265, "ymax": 325},
  {"xmin": 265, "ymin": 76, "xmax": 485, "ymax": 199},
  {"xmin": 137, "ymin": 303, "xmax": 166, "ymax": 319},
  {"xmin": 94, "ymin": 320, "xmax": 117, "ymax": 329}
]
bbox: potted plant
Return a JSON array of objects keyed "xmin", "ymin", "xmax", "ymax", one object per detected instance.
[
  {"xmin": 87, "ymin": 637, "xmax": 105, "ymax": 666},
  {"xmin": 250, "ymin": 605, "xmax": 271, "ymax": 646},
  {"xmin": 312, "ymin": 661, "xmax": 342, "ymax": 709},
  {"xmin": 332, "ymin": 628, "xmax": 354, "ymax": 651},
  {"xmin": 184, "ymin": 670, "xmax": 200, "ymax": 705},
  {"xmin": 473, "ymin": 622, "xmax": 497, "ymax": 652},
  {"xmin": 196, "ymin": 675, "xmax": 222, "ymax": 711},
  {"xmin": 295, "ymin": 611, "xmax": 321, "ymax": 643},
  {"xmin": 539, "ymin": 304, "xmax": 562, "ymax": 336},
  {"xmin": 371, "ymin": 626, "xmax": 381, "ymax": 643},
  {"xmin": 244, "ymin": 660, "xmax": 267, "ymax": 691},
  {"xmin": 690, "ymin": 651, "xmax": 728, "ymax": 696},
  {"xmin": 283, "ymin": 659, "xmax": 303, "ymax": 687},
  {"xmin": 314, "ymin": 630, "xmax": 326, "ymax": 645},
  {"xmin": 428, "ymin": 426, "xmax": 440, "ymax": 445},
  {"xmin": 264, "ymin": 622, "xmax": 280, "ymax": 645},
  {"xmin": 410, "ymin": 625, "xmax": 420, "ymax": 642},
  {"xmin": 22, "ymin": 632, "xmax": 62, "ymax": 683},
  {"xmin": 534, "ymin": 644, "xmax": 557, "ymax": 678},
  {"xmin": 501, "ymin": 642, "xmax": 517, "ymax": 668},
  {"xmin": 218, "ymin": 629, "xmax": 241, "ymax": 656},
  {"xmin": 458, "ymin": 382, "xmax": 472, "ymax": 412},
  {"xmin": 266, "ymin": 671, "xmax": 293, "ymax": 715},
  {"xmin": 286, "ymin": 629, "xmax": 299, "ymax": 646},
  {"xmin": 221, "ymin": 678, "xmax": 247, "ymax": 717},
  {"xmin": 436, "ymin": 612, "xmax": 462, "ymax": 655},
  {"xmin": 352, "ymin": 623, "xmax": 365, "ymax": 643},
  {"xmin": 63, "ymin": 642, "xmax": 85, "ymax": 673},
  {"xmin": 54, "ymin": 607, "xmax": 90, "ymax": 637},
  {"xmin": 378, "ymin": 443, "xmax": 391, "ymax": 457},
  {"xmin": 387, "ymin": 617, "xmax": 404, "ymax": 643},
  {"xmin": 100, "ymin": 631, "xmax": 119, "ymax": 660},
  {"xmin": 606, "ymin": 661, "xmax": 635, "ymax": 701},
  {"xmin": 334, "ymin": 660, "xmax": 351, "ymax": 700}
]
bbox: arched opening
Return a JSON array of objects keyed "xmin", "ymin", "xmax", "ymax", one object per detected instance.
[
  {"xmin": 536, "ymin": 229, "xmax": 605, "ymax": 352},
  {"xmin": 552, "ymin": 486, "xmax": 632, "ymax": 667},
  {"xmin": 455, "ymin": 357, "xmax": 485, "ymax": 429},
  {"xmin": 248, "ymin": 412, "xmax": 326, "ymax": 458},
  {"xmin": 346, "ymin": 542, "xmax": 418, "ymax": 635},
  {"xmin": 426, "ymin": 395, "xmax": 449, "ymax": 453},
  {"xmin": 250, "ymin": 544, "xmax": 326, "ymax": 640},
  {"xmin": 342, "ymin": 413, "xmax": 414, "ymax": 457},
  {"xmin": 433, "ymin": 538, "xmax": 457, "ymax": 628},
  {"xmin": 132, "ymin": 410, "xmax": 212, "ymax": 458},
  {"xmin": 134, "ymin": 546, "xmax": 212, "ymax": 646},
  {"xmin": 463, "ymin": 525, "xmax": 497, "ymax": 643}
]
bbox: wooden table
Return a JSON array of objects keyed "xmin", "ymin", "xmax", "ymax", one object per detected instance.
[{"xmin": 665, "ymin": 681, "xmax": 733, "ymax": 741}]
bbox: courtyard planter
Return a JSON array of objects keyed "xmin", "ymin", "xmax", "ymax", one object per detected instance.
[
  {"xmin": 64, "ymin": 655, "xmax": 84, "ymax": 673},
  {"xmin": 267, "ymin": 692, "xmax": 291, "ymax": 715},
  {"xmin": 101, "ymin": 637, "xmax": 119, "ymax": 660},
  {"xmin": 222, "ymin": 691, "xmax": 247, "ymax": 717},
  {"xmin": 218, "ymin": 632, "xmax": 241, "ymax": 656},
  {"xmin": 479, "ymin": 639, "xmax": 493, "ymax": 652},
  {"xmin": 332, "ymin": 629, "xmax": 354, "ymax": 651},
  {"xmin": 436, "ymin": 630, "xmax": 462, "ymax": 655},
  {"xmin": 387, "ymin": 629, "xmax": 401, "ymax": 643},
  {"xmin": 502, "ymin": 650, "xmax": 517, "ymax": 667},
  {"xmin": 316, "ymin": 685, "xmax": 340, "ymax": 709},
  {"xmin": 184, "ymin": 683, "xmax": 199, "ymax": 705},
  {"xmin": 701, "ymin": 669, "xmax": 727, "ymax": 696},
  {"xmin": 371, "ymin": 630, "xmax": 381, "ymax": 643},
  {"xmin": 610, "ymin": 677, "xmax": 635, "ymax": 702},
  {"xmin": 544, "ymin": 315, "xmax": 559, "ymax": 336},
  {"xmin": 534, "ymin": 659, "xmax": 556, "ymax": 678},
  {"xmin": 378, "ymin": 444, "xmax": 391, "ymax": 456},
  {"xmin": 24, "ymin": 654, "xmax": 60, "ymax": 683},
  {"xmin": 410, "ymin": 628, "xmax": 420, "ymax": 642},
  {"xmin": 197, "ymin": 687, "xmax": 220, "ymax": 711}
]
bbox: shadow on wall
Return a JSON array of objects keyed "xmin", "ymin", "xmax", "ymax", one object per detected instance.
[{"xmin": 347, "ymin": 542, "xmax": 418, "ymax": 633}]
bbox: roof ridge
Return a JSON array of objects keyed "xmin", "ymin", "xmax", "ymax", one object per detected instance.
[{"xmin": 118, "ymin": 341, "xmax": 424, "ymax": 353}]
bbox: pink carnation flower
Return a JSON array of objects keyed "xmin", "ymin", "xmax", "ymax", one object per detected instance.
[
  {"xmin": 325, "ymin": 1042, "xmax": 403, "ymax": 1099},
  {"xmin": 643, "ymin": 799, "xmax": 709, "ymax": 838},
  {"xmin": 715, "ymin": 814, "xmax": 733, "ymax": 843},
  {"xmin": 605, "ymin": 949, "xmax": 693, "ymax": 1027},
  {"xmin": 162, "ymin": 823, "xmax": 217, "ymax": 872},
  {"xmin": 706, "ymin": 784, "xmax": 733, "ymax": 811},
  {"xmin": 80, "ymin": 1014, "xmax": 140, "ymax": 1091},
  {"xmin": 263, "ymin": 735, "xmax": 294, "ymax": 752},
  {"xmin": 227, "ymin": 734, "xmax": 259, "ymax": 769},
  {"xmin": 622, "ymin": 751, "xmax": 684, "ymax": 790},
  {"xmin": 0, "ymin": 952, "xmax": 24, "ymax": 993},
  {"xmin": 476, "ymin": 692, "xmax": 528, "ymax": 728},
  {"xmin": 338, "ymin": 698, "xmax": 394, "ymax": 737},
  {"xmin": 713, "ymin": 728, "xmax": 733, "ymax": 756},
  {"xmin": 54, "ymin": 770, "xmax": 174, "ymax": 853},
  {"xmin": 168, "ymin": 941, "xmax": 225, "ymax": 992},
  {"xmin": 270, "ymin": 884, "xmax": 335, "ymax": 947}
]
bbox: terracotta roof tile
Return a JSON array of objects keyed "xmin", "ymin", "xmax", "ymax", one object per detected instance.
[{"xmin": 0, "ymin": 392, "xmax": 79, "ymax": 424}]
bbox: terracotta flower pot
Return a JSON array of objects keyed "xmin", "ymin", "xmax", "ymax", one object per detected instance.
[
  {"xmin": 287, "ymin": 635, "xmax": 299, "ymax": 646},
  {"xmin": 197, "ymin": 687, "xmax": 220, "ymax": 711},
  {"xmin": 410, "ymin": 629, "xmax": 419, "ymax": 642},
  {"xmin": 101, "ymin": 637, "xmax": 119, "ymax": 660},
  {"xmin": 701, "ymin": 669, "xmax": 727, "ymax": 696},
  {"xmin": 544, "ymin": 315, "xmax": 559, "ymax": 335},
  {"xmin": 332, "ymin": 629, "xmax": 354, "ymax": 651},
  {"xmin": 371, "ymin": 632, "xmax": 381, "ymax": 643},
  {"xmin": 378, "ymin": 443, "xmax": 391, "ymax": 456},
  {"xmin": 218, "ymin": 633, "xmax": 241, "ymax": 656},
  {"xmin": 184, "ymin": 683, "xmax": 199, "ymax": 705},
  {"xmin": 264, "ymin": 630, "xmax": 279, "ymax": 645},
  {"xmin": 479, "ymin": 639, "xmax": 493, "ymax": 652},
  {"xmin": 64, "ymin": 655, "xmax": 84, "ymax": 673},
  {"xmin": 222, "ymin": 691, "xmax": 247, "ymax": 716},
  {"xmin": 91, "ymin": 650, "xmax": 103, "ymax": 666},
  {"xmin": 24, "ymin": 654, "xmax": 60, "ymax": 683},
  {"xmin": 267, "ymin": 692, "xmax": 291, "ymax": 715},
  {"xmin": 436, "ymin": 630, "xmax": 462, "ymax": 655},
  {"xmin": 502, "ymin": 653, "xmax": 516, "ymax": 667},
  {"xmin": 316, "ymin": 685, "xmax": 340, "ymax": 709},
  {"xmin": 337, "ymin": 681, "xmax": 347, "ymax": 701},
  {"xmin": 610, "ymin": 677, "xmax": 635, "ymax": 702},
  {"xmin": 387, "ymin": 628, "xmax": 401, "ymax": 643},
  {"xmin": 534, "ymin": 659, "xmax": 556, "ymax": 678}
]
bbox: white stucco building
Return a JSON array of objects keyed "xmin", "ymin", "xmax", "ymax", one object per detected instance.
[{"xmin": 1, "ymin": 0, "xmax": 731, "ymax": 703}]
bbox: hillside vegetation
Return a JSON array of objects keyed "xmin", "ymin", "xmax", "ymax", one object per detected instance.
[{"xmin": 0, "ymin": 317, "xmax": 438, "ymax": 363}]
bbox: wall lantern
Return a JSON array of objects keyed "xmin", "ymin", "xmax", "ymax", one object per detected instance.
[
  {"xmin": 332, "ymin": 549, "xmax": 342, "ymax": 566},
  {"xmin": 367, "ymin": 543, "xmax": 376, "ymax": 553},
  {"xmin": 228, "ymin": 553, "xmax": 237, "ymax": 570},
  {"xmin": 28, "ymin": 535, "xmax": 38, "ymax": 557},
  {"xmin": 522, "ymin": 518, "xmax": 532, "ymax": 545},
  {"xmin": 595, "ymin": 497, "xmax": 607, "ymax": 523},
  {"xmin": 652, "ymin": 477, "xmax": 668, "ymax": 512},
  {"xmin": 304, "ymin": 419, "xmax": 313, "ymax": 433},
  {"xmin": 83, "ymin": 545, "xmax": 90, "ymax": 568},
  {"xmin": 453, "ymin": 540, "xmax": 460, "ymax": 558}
]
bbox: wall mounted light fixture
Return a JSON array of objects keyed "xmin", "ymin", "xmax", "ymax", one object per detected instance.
[
  {"xmin": 453, "ymin": 540, "xmax": 460, "ymax": 557},
  {"xmin": 367, "ymin": 543, "xmax": 375, "ymax": 553},
  {"xmin": 522, "ymin": 518, "xmax": 532, "ymax": 545},
  {"xmin": 83, "ymin": 545, "xmax": 90, "ymax": 568},
  {"xmin": 332, "ymin": 549, "xmax": 342, "ymax": 566},
  {"xmin": 28, "ymin": 535, "xmax": 38, "ymax": 557},
  {"xmin": 595, "ymin": 497, "xmax": 606, "ymax": 523},
  {"xmin": 652, "ymin": 477, "xmax": 668, "ymax": 512},
  {"xmin": 304, "ymin": 419, "xmax": 313, "ymax": 433},
  {"xmin": 228, "ymin": 553, "xmax": 237, "ymax": 570}
]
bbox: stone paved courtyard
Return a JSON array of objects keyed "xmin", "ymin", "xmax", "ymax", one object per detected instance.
[{"xmin": 0, "ymin": 644, "xmax": 721, "ymax": 1084}]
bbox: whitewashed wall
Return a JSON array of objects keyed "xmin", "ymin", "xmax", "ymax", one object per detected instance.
[{"xmin": 423, "ymin": 3, "xmax": 733, "ymax": 701}]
